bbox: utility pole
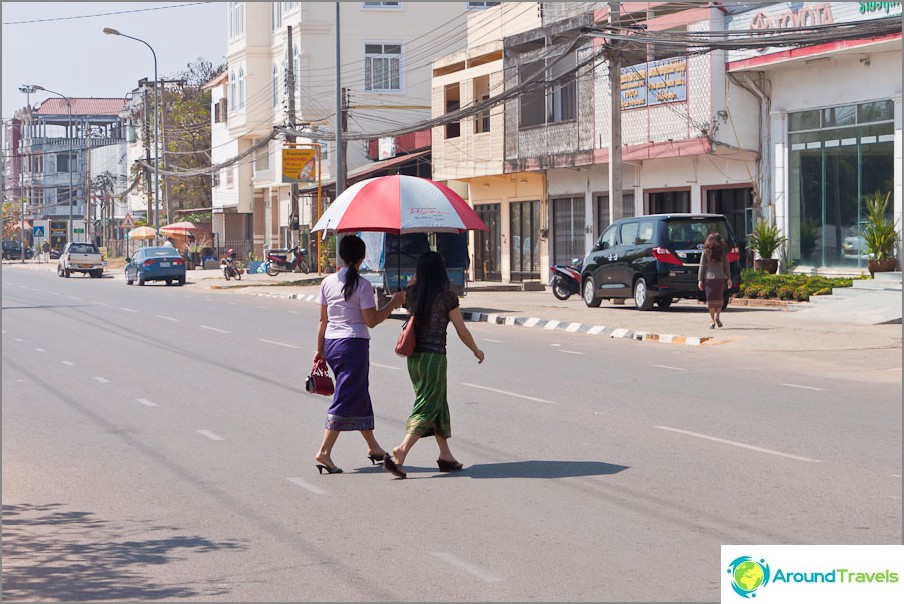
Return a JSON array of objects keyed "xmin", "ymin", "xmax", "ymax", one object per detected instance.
[
  {"xmin": 85, "ymin": 123, "xmax": 91, "ymax": 244},
  {"xmin": 607, "ymin": 1, "xmax": 623, "ymax": 224},
  {"xmin": 335, "ymin": 1, "xmax": 346, "ymax": 196},
  {"xmin": 157, "ymin": 78, "xmax": 185, "ymax": 225},
  {"xmin": 142, "ymin": 83, "xmax": 152, "ymax": 224},
  {"xmin": 286, "ymin": 25, "xmax": 300, "ymax": 247}
]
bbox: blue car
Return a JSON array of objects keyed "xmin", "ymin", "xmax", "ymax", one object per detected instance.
[{"xmin": 125, "ymin": 246, "xmax": 186, "ymax": 286}]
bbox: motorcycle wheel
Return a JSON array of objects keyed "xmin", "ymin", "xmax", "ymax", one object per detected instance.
[
  {"xmin": 552, "ymin": 279, "xmax": 573, "ymax": 301},
  {"xmin": 266, "ymin": 263, "xmax": 279, "ymax": 277},
  {"xmin": 236, "ymin": 270, "xmax": 241, "ymax": 280},
  {"xmin": 224, "ymin": 270, "xmax": 231, "ymax": 281}
]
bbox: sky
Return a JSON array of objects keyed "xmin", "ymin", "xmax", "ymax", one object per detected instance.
[{"xmin": 1, "ymin": 2, "xmax": 227, "ymax": 123}]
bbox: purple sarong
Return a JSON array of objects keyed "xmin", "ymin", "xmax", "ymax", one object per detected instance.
[
  {"xmin": 323, "ymin": 338, "xmax": 374, "ymax": 431},
  {"xmin": 704, "ymin": 278, "xmax": 725, "ymax": 309}
]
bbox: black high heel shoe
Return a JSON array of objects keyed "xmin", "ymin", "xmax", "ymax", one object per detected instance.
[
  {"xmin": 315, "ymin": 464, "xmax": 343, "ymax": 475},
  {"xmin": 382, "ymin": 456, "xmax": 407, "ymax": 479},
  {"xmin": 367, "ymin": 453, "xmax": 388, "ymax": 465},
  {"xmin": 436, "ymin": 459, "xmax": 464, "ymax": 472}
]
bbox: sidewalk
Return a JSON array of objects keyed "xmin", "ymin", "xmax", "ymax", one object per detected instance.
[{"xmin": 5, "ymin": 260, "xmax": 901, "ymax": 356}]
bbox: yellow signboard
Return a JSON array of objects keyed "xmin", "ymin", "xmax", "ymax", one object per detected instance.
[{"xmin": 282, "ymin": 148, "xmax": 317, "ymax": 184}]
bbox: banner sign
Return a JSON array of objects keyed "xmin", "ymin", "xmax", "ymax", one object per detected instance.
[
  {"xmin": 282, "ymin": 148, "xmax": 317, "ymax": 184},
  {"xmin": 621, "ymin": 57, "xmax": 687, "ymax": 111}
]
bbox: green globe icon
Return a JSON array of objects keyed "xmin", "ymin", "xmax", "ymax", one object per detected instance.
[{"xmin": 734, "ymin": 561, "xmax": 764, "ymax": 592}]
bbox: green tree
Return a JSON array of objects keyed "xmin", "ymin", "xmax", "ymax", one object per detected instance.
[
  {"xmin": 2, "ymin": 201, "xmax": 24, "ymax": 241},
  {"xmin": 161, "ymin": 57, "xmax": 225, "ymax": 223}
]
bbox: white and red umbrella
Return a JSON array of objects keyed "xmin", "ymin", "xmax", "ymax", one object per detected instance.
[
  {"xmin": 312, "ymin": 175, "xmax": 487, "ymax": 234},
  {"xmin": 159, "ymin": 221, "xmax": 198, "ymax": 236}
]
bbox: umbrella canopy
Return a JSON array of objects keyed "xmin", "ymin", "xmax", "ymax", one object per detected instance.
[
  {"xmin": 127, "ymin": 226, "xmax": 157, "ymax": 240},
  {"xmin": 159, "ymin": 221, "xmax": 198, "ymax": 236},
  {"xmin": 311, "ymin": 175, "xmax": 487, "ymax": 234}
]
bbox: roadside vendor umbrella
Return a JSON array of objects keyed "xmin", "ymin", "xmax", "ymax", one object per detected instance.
[
  {"xmin": 127, "ymin": 226, "xmax": 157, "ymax": 240},
  {"xmin": 311, "ymin": 175, "xmax": 487, "ymax": 235},
  {"xmin": 159, "ymin": 221, "xmax": 198, "ymax": 236}
]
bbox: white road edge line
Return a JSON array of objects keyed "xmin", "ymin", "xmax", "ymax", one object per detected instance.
[
  {"xmin": 155, "ymin": 314, "xmax": 179, "ymax": 322},
  {"xmin": 120, "ymin": 307, "xmax": 138, "ymax": 313},
  {"xmin": 258, "ymin": 338, "xmax": 301, "ymax": 349},
  {"xmin": 461, "ymin": 383, "xmax": 557, "ymax": 405},
  {"xmin": 287, "ymin": 477, "xmax": 326, "ymax": 495},
  {"xmin": 781, "ymin": 383, "xmax": 825, "ymax": 391},
  {"xmin": 655, "ymin": 426, "xmax": 820, "ymax": 463},
  {"xmin": 199, "ymin": 325, "xmax": 230, "ymax": 334},
  {"xmin": 35, "ymin": 348, "xmax": 46, "ymax": 352},
  {"xmin": 483, "ymin": 339, "xmax": 504, "ymax": 343},
  {"xmin": 654, "ymin": 364, "xmax": 687, "ymax": 371},
  {"xmin": 136, "ymin": 398, "xmax": 158, "ymax": 407},
  {"xmin": 559, "ymin": 350, "xmax": 584, "ymax": 355},
  {"xmin": 196, "ymin": 429, "xmax": 224, "ymax": 441},
  {"xmin": 92, "ymin": 301, "xmax": 109, "ymax": 306},
  {"xmin": 433, "ymin": 553, "xmax": 500, "ymax": 583}
]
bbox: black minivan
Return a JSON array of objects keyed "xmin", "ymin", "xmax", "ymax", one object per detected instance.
[{"xmin": 581, "ymin": 213, "xmax": 741, "ymax": 311}]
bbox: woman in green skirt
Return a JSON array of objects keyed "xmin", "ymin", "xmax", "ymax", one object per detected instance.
[{"xmin": 383, "ymin": 252, "xmax": 485, "ymax": 479}]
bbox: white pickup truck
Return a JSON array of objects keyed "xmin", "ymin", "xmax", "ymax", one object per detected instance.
[{"xmin": 57, "ymin": 242, "xmax": 104, "ymax": 278}]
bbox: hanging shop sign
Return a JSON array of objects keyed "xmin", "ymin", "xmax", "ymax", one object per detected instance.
[
  {"xmin": 620, "ymin": 56, "xmax": 687, "ymax": 111},
  {"xmin": 281, "ymin": 148, "xmax": 318, "ymax": 184}
]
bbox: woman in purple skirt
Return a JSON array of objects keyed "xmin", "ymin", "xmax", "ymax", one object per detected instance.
[{"xmin": 313, "ymin": 235, "xmax": 405, "ymax": 474}]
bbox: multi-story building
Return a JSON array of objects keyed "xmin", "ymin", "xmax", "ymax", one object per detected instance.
[
  {"xmin": 15, "ymin": 97, "xmax": 127, "ymax": 248},
  {"xmin": 211, "ymin": 1, "xmax": 490, "ymax": 259},
  {"xmin": 726, "ymin": 1, "xmax": 902, "ymax": 272}
]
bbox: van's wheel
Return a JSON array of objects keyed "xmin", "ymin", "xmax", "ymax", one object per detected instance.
[
  {"xmin": 582, "ymin": 277, "xmax": 602, "ymax": 308},
  {"xmin": 57, "ymin": 264, "xmax": 64, "ymax": 277},
  {"xmin": 633, "ymin": 277, "xmax": 655, "ymax": 311},
  {"xmin": 656, "ymin": 296, "xmax": 673, "ymax": 310},
  {"xmin": 64, "ymin": 268, "xmax": 71, "ymax": 278}
]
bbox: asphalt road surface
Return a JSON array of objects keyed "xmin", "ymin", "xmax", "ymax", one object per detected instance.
[{"xmin": 2, "ymin": 269, "xmax": 901, "ymax": 602}]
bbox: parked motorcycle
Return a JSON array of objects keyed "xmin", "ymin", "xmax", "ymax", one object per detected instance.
[
  {"xmin": 265, "ymin": 245, "xmax": 309, "ymax": 276},
  {"xmin": 221, "ymin": 256, "xmax": 242, "ymax": 280},
  {"xmin": 549, "ymin": 257, "xmax": 583, "ymax": 300}
]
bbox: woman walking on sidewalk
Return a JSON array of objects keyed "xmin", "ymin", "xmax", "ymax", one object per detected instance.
[
  {"xmin": 698, "ymin": 232, "xmax": 732, "ymax": 329},
  {"xmin": 313, "ymin": 235, "xmax": 405, "ymax": 474},
  {"xmin": 383, "ymin": 252, "xmax": 485, "ymax": 479}
]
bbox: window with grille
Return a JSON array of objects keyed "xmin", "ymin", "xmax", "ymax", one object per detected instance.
[
  {"xmin": 467, "ymin": 2, "xmax": 500, "ymax": 8},
  {"xmin": 365, "ymin": 43, "xmax": 401, "ymax": 91},
  {"xmin": 363, "ymin": 2, "xmax": 401, "ymax": 8},
  {"xmin": 473, "ymin": 75, "xmax": 490, "ymax": 134}
]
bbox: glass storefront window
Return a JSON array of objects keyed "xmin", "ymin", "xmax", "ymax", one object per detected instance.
[{"xmin": 788, "ymin": 100, "xmax": 894, "ymax": 270}]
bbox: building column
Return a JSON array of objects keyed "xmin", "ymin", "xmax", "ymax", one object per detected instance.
[{"xmin": 893, "ymin": 94, "xmax": 902, "ymax": 237}]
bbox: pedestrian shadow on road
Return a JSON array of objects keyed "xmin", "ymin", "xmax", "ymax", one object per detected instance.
[{"xmin": 431, "ymin": 460, "xmax": 629, "ymax": 479}]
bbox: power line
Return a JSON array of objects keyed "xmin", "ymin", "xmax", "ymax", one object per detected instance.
[{"xmin": 2, "ymin": 2, "xmax": 208, "ymax": 25}]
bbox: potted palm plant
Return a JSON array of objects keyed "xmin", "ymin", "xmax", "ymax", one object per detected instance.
[
  {"xmin": 861, "ymin": 190, "xmax": 899, "ymax": 277},
  {"xmin": 749, "ymin": 219, "xmax": 787, "ymax": 274}
]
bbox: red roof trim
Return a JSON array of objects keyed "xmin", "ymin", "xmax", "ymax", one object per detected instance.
[{"xmin": 727, "ymin": 33, "xmax": 901, "ymax": 71}]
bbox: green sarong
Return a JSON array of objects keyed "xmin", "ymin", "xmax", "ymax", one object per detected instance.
[{"xmin": 405, "ymin": 352, "xmax": 451, "ymax": 438}]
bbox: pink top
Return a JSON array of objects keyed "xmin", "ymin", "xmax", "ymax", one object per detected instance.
[{"xmin": 317, "ymin": 268, "xmax": 376, "ymax": 340}]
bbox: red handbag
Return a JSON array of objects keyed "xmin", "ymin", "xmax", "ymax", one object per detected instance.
[
  {"xmin": 305, "ymin": 358, "xmax": 334, "ymax": 396},
  {"xmin": 395, "ymin": 315, "xmax": 416, "ymax": 357}
]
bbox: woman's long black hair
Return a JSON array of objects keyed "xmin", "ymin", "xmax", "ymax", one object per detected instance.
[
  {"xmin": 339, "ymin": 235, "xmax": 366, "ymax": 300},
  {"xmin": 704, "ymin": 232, "xmax": 724, "ymax": 262},
  {"xmin": 409, "ymin": 251, "xmax": 450, "ymax": 325}
]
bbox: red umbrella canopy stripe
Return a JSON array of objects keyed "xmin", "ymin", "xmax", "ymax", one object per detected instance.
[{"xmin": 314, "ymin": 175, "xmax": 487, "ymax": 233}]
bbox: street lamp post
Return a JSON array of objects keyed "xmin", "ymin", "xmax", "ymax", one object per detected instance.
[
  {"xmin": 30, "ymin": 85, "xmax": 74, "ymax": 243},
  {"xmin": 104, "ymin": 27, "xmax": 159, "ymax": 237},
  {"xmin": 17, "ymin": 85, "xmax": 35, "ymax": 263}
]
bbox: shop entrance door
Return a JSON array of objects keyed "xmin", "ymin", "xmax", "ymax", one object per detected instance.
[
  {"xmin": 474, "ymin": 203, "xmax": 500, "ymax": 281},
  {"xmin": 706, "ymin": 187, "xmax": 753, "ymax": 268}
]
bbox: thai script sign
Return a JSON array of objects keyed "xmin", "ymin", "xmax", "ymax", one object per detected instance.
[
  {"xmin": 620, "ymin": 57, "xmax": 687, "ymax": 111},
  {"xmin": 859, "ymin": 2, "xmax": 902, "ymax": 15}
]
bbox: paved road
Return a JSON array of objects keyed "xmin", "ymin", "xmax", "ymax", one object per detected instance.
[{"xmin": 2, "ymin": 264, "xmax": 901, "ymax": 601}]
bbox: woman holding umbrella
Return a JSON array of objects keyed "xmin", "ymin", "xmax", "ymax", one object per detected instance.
[{"xmin": 313, "ymin": 235, "xmax": 405, "ymax": 474}]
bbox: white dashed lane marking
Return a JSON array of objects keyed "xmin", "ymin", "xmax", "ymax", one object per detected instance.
[
  {"xmin": 781, "ymin": 383, "xmax": 824, "ymax": 391},
  {"xmin": 371, "ymin": 362, "xmax": 400, "ymax": 371},
  {"xmin": 433, "ymin": 553, "xmax": 500, "ymax": 583},
  {"xmin": 199, "ymin": 325, "xmax": 230, "ymax": 334},
  {"xmin": 61, "ymin": 361, "xmax": 75, "ymax": 366},
  {"xmin": 655, "ymin": 426, "xmax": 820, "ymax": 463},
  {"xmin": 155, "ymin": 314, "xmax": 179, "ymax": 322},
  {"xmin": 287, "ymin": 477, "xmax": 326, "ymax": 495},
  {"xmin": 35, "ymin": 348, "xmax": 46, "ymax": 353},
  {"xmin": 654, "ymin": 364, "xmax": 686, "ymax": 371},
  {"xmin": 258, "ymin": 338, "xmax": 301, "ymax": 349},
  {"xmin": 93, "ymin": 377, "xmax": 111, "ymax": 384},
  {"xmin": 559, "ymin": 350, "xmax": 583, "ymax": 355},
  {"xmin": 136, "ymin": 398, "xmax": 158, "ymax": 407},
  {"xmin": 461, "ymin": 383, "xmax": 558, "ymax": 405},
  {"xmin": 120, "ymin": 307, "xmax": 138, "ymax": 313},
  {"xmin": 196, "ymin": 429, "xmax": 224, "ymax": 441}
]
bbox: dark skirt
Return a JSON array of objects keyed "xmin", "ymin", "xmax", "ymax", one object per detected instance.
[
  {"xmin": 704, "ymin": 278, "xmax": 725, "ymax": 309},
  {"xmin": 405, "ymin": 352, "xmax": 451, "ymax": 439},
  {"xmin": 323, "ymin": 338, "xmax": 374, "ymax": 431}
]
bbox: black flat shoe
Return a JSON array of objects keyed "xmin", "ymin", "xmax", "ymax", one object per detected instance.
[
  {"xmin": 382, "ymin": 456, "xmax": 407, "ymax": 479},
  {"xmin": 437, "ymin": 459, "xmax": 463, "ymax": 472},
  {"xmin": 315, "ymin": 464, "xmax": 343, "ymax": 475},
  {"xmin": 716, "ymin": 319, "xmax": 723, "ymax": 328},
  {"xmin": 367, "ymin": 453, "xmax": 388, "ymax": 465}
]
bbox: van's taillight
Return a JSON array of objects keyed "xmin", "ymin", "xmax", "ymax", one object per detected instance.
[
  {"xmin": 728, "ymin": 246, "xmax": 740, "ymax": 263},
  {"xmin": 652, "ymin": 246, "xmax": 683, "ymax": 265}
]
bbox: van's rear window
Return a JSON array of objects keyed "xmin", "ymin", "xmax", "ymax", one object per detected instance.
[{"xmin": 664, "ymin": 220, "xmax": 729, "ymax": 247}]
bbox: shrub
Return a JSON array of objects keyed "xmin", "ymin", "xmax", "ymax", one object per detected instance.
[{"xmin": 738, "ymin": 269, "xmax": 854, "ymax": 301}]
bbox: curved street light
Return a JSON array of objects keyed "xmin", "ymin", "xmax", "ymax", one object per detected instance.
[
  {"xmin": 17, "ymin": 85, "xmax": 36, "ymax": 263},
  {"xmin": 30, "ymin": 85, "xmax": 75, "ymax": 243},
  {"xmin": 103, "ymin": 27, "xmax": 159, "ymax": 236}
]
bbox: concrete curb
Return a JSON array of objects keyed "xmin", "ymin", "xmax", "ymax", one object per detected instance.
[{"xmin": 245, "ymin": 289, "xmax": 715, "ymax": 347}]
